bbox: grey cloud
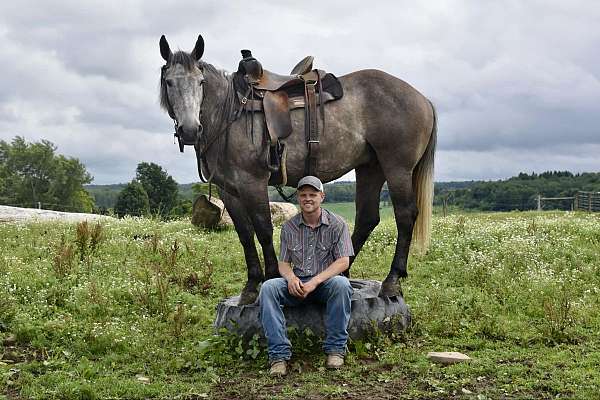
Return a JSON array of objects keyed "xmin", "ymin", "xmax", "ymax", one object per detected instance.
[{"xmin": 1, "ymin": 0, "xmax": 599, "ymax": 184}]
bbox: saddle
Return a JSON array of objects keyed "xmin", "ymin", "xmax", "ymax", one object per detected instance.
[{"xmin": 236, "ymin": 50, "xmax": 343, "ymax": 186}]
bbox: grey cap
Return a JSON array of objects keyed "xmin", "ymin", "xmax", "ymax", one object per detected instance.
[{"xmin": 297, "ymin": 176, "xmax": 324, "ymax": 191}]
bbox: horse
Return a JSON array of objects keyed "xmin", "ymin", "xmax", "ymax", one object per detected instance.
[{"xmin": 158, "ymin": 34, "xmax": 437, "ymax": 305}]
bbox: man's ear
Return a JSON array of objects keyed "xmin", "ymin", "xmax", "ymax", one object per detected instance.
[{"xmin": 321, "ymin": 192, "xmax": 326, "ymax": 202}]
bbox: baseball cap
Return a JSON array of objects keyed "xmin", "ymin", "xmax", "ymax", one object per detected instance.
[{"xmin": 297, "ymin": 176, "xmax": 324, "ymax": 191}]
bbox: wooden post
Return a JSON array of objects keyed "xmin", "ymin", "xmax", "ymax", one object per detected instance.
[
  {"xmin": 537, "ymin": 195, "xmax": 542, "ymax": 211},
  {"xmin": 589, "ymin": 192, "xmax": 593, "ymax": 212},
  {"xmin": 443, "ymin": 196, "xmax": 448, "ymax": 217},
  {"xmin": 574, "ymin": 192, "xmax": 578, "ymax": 211}
]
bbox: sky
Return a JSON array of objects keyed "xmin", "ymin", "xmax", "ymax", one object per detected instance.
[{"xmin": 0, "ymin": 0, "xmax": 599, "ymax": 184}]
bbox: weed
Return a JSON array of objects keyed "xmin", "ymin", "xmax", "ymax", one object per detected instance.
[
  {"xmin": 52, "ymin": 236, "xmax": 75, "ymax": 277},
  {"xmin": 89, "ymin": 222, "xmax": 104, "ymax": 255},
  {"xmin": 171, "ymin": 302, "xmax": 186, "ymax": 338},
  {"xmin": 75, "ymin": 221, "xmax": 91, "ymax": 262}
]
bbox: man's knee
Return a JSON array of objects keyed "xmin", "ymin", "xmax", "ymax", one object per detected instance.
[
  {"xmin": 260, "ymin": 278, "xmax": 286, "ymax": 299},
  {"xmin": 328, "ymin": 275, "xmax": 352, "ymax": 295}
]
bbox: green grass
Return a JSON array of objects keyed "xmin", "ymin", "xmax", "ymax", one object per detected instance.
[{"xmin": 1, "ymin": 211, "xmax": 600, "ymax": 399}]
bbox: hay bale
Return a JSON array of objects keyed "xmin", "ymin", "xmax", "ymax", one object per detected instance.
[
  {"xmin": 192, "ymin": 196, "xmax": 297, "ymax": 229},
  {"xmin": 191, "ymin": 195, "xmax": 232, "ymax": 228},
  {"xmin": 269, "ymin": 202, "xmax": 298, "ymax": 225}
]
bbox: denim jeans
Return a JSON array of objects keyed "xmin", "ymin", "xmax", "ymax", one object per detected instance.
[{"xmin": 258, "ymin": 275, "xmax": 353, "ymax": 362}]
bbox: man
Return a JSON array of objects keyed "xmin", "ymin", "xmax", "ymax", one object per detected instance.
[{"xmin": 259, "ymin": 176, "xmax": 354, "ymax": 376}]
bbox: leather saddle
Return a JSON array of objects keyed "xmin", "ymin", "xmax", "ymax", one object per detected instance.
[{"xmin": 236, "ymin": 50, "xmax": 343, "ymax": 185}]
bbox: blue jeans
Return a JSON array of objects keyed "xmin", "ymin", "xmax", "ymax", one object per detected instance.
[{"xmin": 258, "ymin": 276, "xmax": 353, "ymax": 362}]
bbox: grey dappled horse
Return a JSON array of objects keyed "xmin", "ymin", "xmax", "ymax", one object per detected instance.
[{"xmin": 159, "ymin": 35, "xmax": 437, "ymax": 305}]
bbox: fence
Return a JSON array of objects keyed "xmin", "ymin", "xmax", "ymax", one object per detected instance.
[
  {"xmin": 574, "ymin": 191, "xmax": 600, "ymax": 212},
  {"xmin": 538, "ymin": 191, "xmax": 600, "ymax": 212}
]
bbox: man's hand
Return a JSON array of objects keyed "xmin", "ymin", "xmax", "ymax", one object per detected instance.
[
  {"xmin": 287, "ymin": 275, "xmax": 305, "ymax": 298},
  {"xmin": 300, "ymin": 279, "xmax": 319, "ymax": 299}
]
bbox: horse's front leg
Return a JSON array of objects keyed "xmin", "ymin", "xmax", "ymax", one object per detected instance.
[
  {"xmin": 239, "ymin": 183, "xmax": 279, "ymax": 281},
  {"xmin": 220, "ymin": 190, "xmax": 265, "ymax": 305}
]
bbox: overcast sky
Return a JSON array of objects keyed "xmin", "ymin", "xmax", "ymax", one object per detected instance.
[{"xmin": 1, "ymin": 1, "xmax": 598, "ymax": 184}]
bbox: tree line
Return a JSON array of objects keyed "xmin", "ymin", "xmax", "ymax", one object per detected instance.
[
  {"xmin": 3, "ymin": 137, "xmax": 599, "ymax": 215},
  {"xmin": 0, "ymin": 137, "xmax": 192, "ymax": 218},
  {"xmin": 434, "ymin": 171, "xmax": 600, "ymax": 211}
]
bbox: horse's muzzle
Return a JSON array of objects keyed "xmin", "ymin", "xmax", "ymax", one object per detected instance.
[{"xmin": 176, "ymin": 125, "xmax": 199, "ymax": 146}]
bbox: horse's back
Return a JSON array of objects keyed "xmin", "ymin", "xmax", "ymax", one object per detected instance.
[{"xmin": 336, "ymin": 69, "xmax": 434, "ymax": 156}]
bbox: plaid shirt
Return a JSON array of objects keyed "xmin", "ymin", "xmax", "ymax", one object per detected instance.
[{"xmin": 279, "ymin": 208, "xmax": 354, "ymax": 278}]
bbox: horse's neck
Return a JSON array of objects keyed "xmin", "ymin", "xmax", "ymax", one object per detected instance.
[{"xmin": 201, "ymin": 64, "xmax": 236, "ymax": 130}]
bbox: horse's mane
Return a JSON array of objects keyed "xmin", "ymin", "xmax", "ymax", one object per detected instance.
[{"xmin": 159, "ymin": 51, "xmax": 239, "ymax": 145}]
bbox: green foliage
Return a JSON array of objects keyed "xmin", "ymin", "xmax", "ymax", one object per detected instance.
[
  {"xmin": 135, "ymin": 162, "xmax": 179, "ymax": 217},
  {"xmin": 437, "ymin": 170, "xmax": 600, "ymax": 211},
  {"xmin": 114, "ymin": 181, "xmax": 150, "ymax": 217},
  {"xmin": 1, "ymin": 212, "xmax": 600, "ymax": 398},
  {"xmin": 0, "ymin": 136, "xmax": 94, "ymax": 212}
]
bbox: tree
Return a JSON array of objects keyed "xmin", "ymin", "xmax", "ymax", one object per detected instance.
[
  {"xmin": 0, "ymin": 136, "xmax": 94, "ymax": 212},
  {"xmin": 114, "ymin": 181, "xmax": 150, "ymax": 217},
  {"xmin": 135, "ymin": 162, "xmax": 178, "ymax": 217}
]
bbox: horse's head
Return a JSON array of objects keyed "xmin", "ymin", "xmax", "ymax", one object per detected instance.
[{"xmin": 159, "ymin": 35, "xmax": 205, "ymax": 148}]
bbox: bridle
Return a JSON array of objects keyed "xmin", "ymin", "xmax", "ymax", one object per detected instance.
[
  {"xmin": 161, "ymin": 64, "xmax": 205, "ymax": 154},
  {"xmin": 161, "ymin": 61, "xmax": 243, "ymax": 193}
]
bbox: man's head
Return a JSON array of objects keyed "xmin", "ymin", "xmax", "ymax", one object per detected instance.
[{"xmin": 297, "ymin": 176, "xmax": 325, "ymax": 214}]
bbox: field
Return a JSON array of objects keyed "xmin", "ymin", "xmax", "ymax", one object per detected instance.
[{"xmin": 1, "ymin": 209, "xmax": 600, "ymax": 399}]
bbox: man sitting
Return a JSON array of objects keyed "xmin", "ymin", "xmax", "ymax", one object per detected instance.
[{"xmin": 259, "ymin": 176, "xmax": 354, "ymax": 376}]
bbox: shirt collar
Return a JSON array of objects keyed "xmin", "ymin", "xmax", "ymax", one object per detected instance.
[{"xmin": 297, "ymin": 208, "xmax": 330, "ymax": 227}]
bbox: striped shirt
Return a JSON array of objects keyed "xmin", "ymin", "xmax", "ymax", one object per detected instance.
[{"xmin": 279, "ymin": 208, "xmax": 354, "ymax": 278}]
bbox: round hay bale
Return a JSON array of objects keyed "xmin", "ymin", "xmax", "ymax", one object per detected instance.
[
  {"xmin": 269, "ymin": 202, "xmax": 298, "ymax": 225},
  {"xmin": 191, "ymin": 195, "xmax": 232, "ymax": 228}
]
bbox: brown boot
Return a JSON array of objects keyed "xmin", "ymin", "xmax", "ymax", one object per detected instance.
[
  {"xmin": 269, "ymin": 360, "xmax": 287, "ymax": 376},
  {"xmin": 325, "ymin": 354, "xmax": 344, "ymax": 369}
]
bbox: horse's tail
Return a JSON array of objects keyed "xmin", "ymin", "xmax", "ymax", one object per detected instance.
[{"xmin": 412, "ymin": 100, "xmax": 437, "ymax": 254}]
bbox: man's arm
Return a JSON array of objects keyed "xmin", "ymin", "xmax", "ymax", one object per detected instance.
[
  {"xmin": 300, "ymin": 257, "xmax": 349, "ymax": 298},
  {"xmin": 279, "ymin": 260, "xmax": 304, "ymax": 298}
]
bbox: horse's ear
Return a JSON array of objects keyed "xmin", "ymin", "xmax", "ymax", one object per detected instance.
[
  {"xmin": 160, "ymin": 35, "xmax": 172, "ymax": 62},
  {"xmin": 191, "ymin": 35, "xmax": 204, "ymax": 61}
]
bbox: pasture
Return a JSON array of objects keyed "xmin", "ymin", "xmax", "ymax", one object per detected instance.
[{"xmin": 1, "ymin": 210, "xmax": 599, "ymax": 399}]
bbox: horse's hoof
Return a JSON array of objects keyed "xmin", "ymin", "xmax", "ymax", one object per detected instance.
[
  {"xmin": 238, "ymin": 290, "xmax": 259, "ymax": 305},
  {"xmin": 378, "ymin": 281, "xmax": 403, "ymax": 298}
]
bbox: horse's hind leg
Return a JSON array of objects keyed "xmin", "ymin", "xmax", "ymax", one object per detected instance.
[
  {"xmin": 378, "ymin": 170, "xmax": 417, "ymax": 298},
  {"xmin": 349, "ymin": 160, "xmax": 386, "ymax": 276}
]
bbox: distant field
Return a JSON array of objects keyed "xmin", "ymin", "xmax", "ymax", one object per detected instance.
[
  {"xmin": 322, "ymin": 202, "xmax": 395, "ymax": 223},
  {"xmin": 1, "ymin": 211, "xmax": 600, "ymax": 399}
]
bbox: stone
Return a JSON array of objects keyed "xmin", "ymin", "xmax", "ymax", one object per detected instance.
[
  {"xmin": 427, "ymin": 351, "xmax": 471, "ymax": 364},
  {"xmin": 3, "ymin": 334, "xmax": 17, "ymax": 346},
  {"xmin": 214, "ymin": 279, "xmax": 411, "ymax": 340}
]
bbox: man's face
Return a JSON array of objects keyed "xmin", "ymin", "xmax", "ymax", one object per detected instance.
[{"xmin": 298, "ymin": 186, "xmax": 325, "ymax": 214}]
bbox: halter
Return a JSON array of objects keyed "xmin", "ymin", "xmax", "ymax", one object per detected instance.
[{"xmin": 161, "ymin": 64, "xmax": 206, "ymax": 154}]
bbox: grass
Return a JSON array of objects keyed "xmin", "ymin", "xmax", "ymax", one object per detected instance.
[{"xmin": 1, "ymin": 211, "xmax": 600, "ymax": 399}]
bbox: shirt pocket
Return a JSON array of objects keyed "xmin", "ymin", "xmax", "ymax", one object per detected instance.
[
  {"xmin": 288, "ymin": 242, "xmax": 303, "ymax": 267},
  {"xmin": 316, "ymin": 242, "xmax": 332, "ymax": 266}
]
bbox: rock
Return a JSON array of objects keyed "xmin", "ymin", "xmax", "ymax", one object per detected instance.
[
  {"xmin": 427, "ymin": 351, "xmax": 471, "ymax": 364},
  {"xmin": 3, "ymin": 334, "xmax": 17, "ymax": 346},
  {"xmin": 192, "ymin": 196, "xmax": 297, "ymax": 229},
  {"xmin": 214, "ymin": 279, "xmax": 411, "ymax": 340}
]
